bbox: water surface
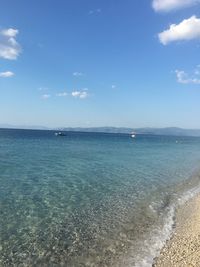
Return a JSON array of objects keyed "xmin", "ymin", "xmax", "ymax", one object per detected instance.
[{"xmin": 1, "ymin": 129, "xmax": 200, "ymax": 266}]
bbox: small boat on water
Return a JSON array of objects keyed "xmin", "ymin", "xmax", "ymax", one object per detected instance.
[
  {"xmin": 55, "ymin": 132, "xmax": 66, "ymax": 136},
  {"xmin": 131, "ymin": 132, "xmax": 136, "ymax": 138}
]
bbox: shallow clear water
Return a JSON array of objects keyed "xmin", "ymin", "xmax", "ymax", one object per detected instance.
[{"xmin": 1, "ymin": 129, "xmax": 200, "ymax": 266}]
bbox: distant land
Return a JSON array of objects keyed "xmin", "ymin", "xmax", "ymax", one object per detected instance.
[
  {"xmin": 0, "ymin": 124, "xmax": 49, "ymax": 130},
  {"xmin": 1, "ymin": 124, "xmax": 200, "ymax": 137},
  {"xmin": 61, "ymin": 127, "xmax": 200, "ymax": 137}
]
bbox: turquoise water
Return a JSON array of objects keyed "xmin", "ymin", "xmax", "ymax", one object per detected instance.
[{"xmin": 1, "ymin": 129, "xmax": 200, "ymax": 266}]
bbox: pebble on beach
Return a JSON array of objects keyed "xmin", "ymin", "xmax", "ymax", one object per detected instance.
[{"xmin": 153, "ymin": 194, "xmax": 200, "ymax": 267}]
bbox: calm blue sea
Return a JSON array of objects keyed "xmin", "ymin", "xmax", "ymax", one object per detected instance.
[{"xmin": 1, "ymin": 129, "xmax": 200, "ymax": 266}]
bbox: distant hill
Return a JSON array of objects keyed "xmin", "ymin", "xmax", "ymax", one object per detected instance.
[
  {"xmin": 0, "ymin": 124, "xmax": 49, "ymax": 130},
  {"xmin": 133, "ymin": 127, "xmax": 200, "ymax": 137},
  {"xmin": 61, "ymin": 127, "xmax": 133, "ymax": 134},
  {"xmin": 1, "ymin": 125, "xmax": 200, "ymax": 137},
  {"xmin": 61, "ymin": 127, "xmax": 200, "ymax": 137}
]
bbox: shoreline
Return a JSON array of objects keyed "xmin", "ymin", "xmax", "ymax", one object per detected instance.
[{"xmin": 153, "ymin": 192, "xmax": 200, "ymax": 267}]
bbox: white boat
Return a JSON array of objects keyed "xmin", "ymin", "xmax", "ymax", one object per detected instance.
[
  {"xmin": 55, "ymin": 132, "xmax": 66, "ymax": 136},
  {"xmin": 131, "ymin": 132, "xmax": 136, "ymax": 138}
]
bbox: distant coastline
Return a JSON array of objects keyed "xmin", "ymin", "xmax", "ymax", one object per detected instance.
[{"xmin": 1, "ymin": 125, "xmax": 200, "ymax": 137}]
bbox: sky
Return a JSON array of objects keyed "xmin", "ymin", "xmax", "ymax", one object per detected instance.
[{"xmin": 0, "ymin": 0, "xmax": 200, "ymax": 129}]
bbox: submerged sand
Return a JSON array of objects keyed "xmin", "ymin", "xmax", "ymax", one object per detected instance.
[{"xmin": 153, "ymin": 193, "xmax": 200, "ymax": 267}]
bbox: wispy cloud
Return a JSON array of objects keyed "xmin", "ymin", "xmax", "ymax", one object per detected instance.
[
  {"xmin": 0, "ymin": 28, "xmax": 21, "ymax": 60},
  {"xmin": 152, "ymin": 0, "xmax": 200, "ymax": 12},
  {"xmin": 176, "ymin": 66, "xmax": 200, "ymax": 84},
  {"xmin": 89, "ymin": 8, "xmax": 101, "ymax": 15},
  {"xmin": 0, "ymin": 71, "xmax": 14, "ymax": 77},
  {"xmin": 158, "ymin": 16, "xmax": 200, "ymax": 45},
  {"xmin": 39, "ymin": 88, "xmax": 90, "ymax": 100},
  {"xmin": 56, "ymin": 92, "xmax": 68, "ymax": 97},
  {"xmin": 71, "ymin": 89, "xmax": 89, "ymax": 99},
  {"xmin": 42, "ymin": 94, "xmax": 51, "ymax": 99},
  {"xmin": 73, "ymin": 72, "xmax": 84, "ymax": 77},
  {"xmin": 38, "ymin": 87, "xmax": 49, "ymax": 91},
  {"xmin": 111, "ymin": 84, "xmax": 117, "ymax": 89}
]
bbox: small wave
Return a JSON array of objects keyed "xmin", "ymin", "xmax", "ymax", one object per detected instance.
[
  {"xmin": 133, "ymin": 205, "xmax": 175, "ymax": 267},
  {"xmin": 126, "ymin": 183, "xmax": 200, "ymax": 267},
  {"xmin": 177, "ymin": 184, "xmax": 200, "ymax": 206}
]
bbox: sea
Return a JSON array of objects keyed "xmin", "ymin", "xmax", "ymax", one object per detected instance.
[{"xmin": 1, "ymin": 128, "xmax": 200, "ymax": 267}]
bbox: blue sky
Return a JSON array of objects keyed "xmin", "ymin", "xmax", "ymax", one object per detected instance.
[{"xmin": 0, "ymin": 0, "xmax": 200, "ymax": 128}]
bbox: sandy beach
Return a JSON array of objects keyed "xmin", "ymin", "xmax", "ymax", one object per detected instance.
[{"xmin": 153, "ymin": 193, "xmax": 200, "ymax": 267}]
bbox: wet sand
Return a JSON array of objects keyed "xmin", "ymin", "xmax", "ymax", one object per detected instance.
[{"xmin": 153, "ymin": 193, "xmax": 200, "ymax": 267}]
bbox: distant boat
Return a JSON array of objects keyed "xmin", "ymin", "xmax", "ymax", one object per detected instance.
[
  {"xmin": 131, "ymin": 132, "xmax": 136, "ymax": 138},
  {"xmin": 55, "ymin": 132, "xmax": 66, "ymax": 136}
]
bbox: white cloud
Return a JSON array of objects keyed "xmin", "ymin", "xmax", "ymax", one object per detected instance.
[
  {"xmin": 89, "ymin": 8, "xmax": 101, "ymax": 15},
  {"xmin": 73, "ymin": 72, "xmax": 84, "ymax": 77},
  {"xmin": 71, "ymin": 89, "xmax": 89, "ymax": 99},
  {"xmin": 42, "ymin": 94, "xmax": 51, "ymax": 99},
  {"xmin": 194, "ymin": 65, "xmax": 200, "ymax": 75},
  {"xmin": 1, "ymin": 28, "xmax": 18, "ymax": 37},
  {"xmin": 56, "ymin": 92, "xmax": 68, "ymax": 97},
  {"xmin": 0, "ymin": 28, "xmax": 21, "ymax": 60},
  {"xmin": 0, "ymin": 71, "xmax": 14, "ymax": 77},
  {"xmin": 158, "ymin": 16, "xmax": 200, "ymax": 45},
  {"xmin": 176, "ymin": 66, "xmax": 200, "ymax": 84},
  {"xmin": 152, "ymin": 0, "xmax": 200, "ymax": 12}
]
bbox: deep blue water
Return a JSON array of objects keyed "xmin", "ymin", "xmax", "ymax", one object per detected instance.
[{"xmin": 1, "ymin": 129, "xmax": 200, "ymax": 266}]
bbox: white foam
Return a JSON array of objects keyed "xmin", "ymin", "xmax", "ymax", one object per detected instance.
[
  {"xmin": 124, "ymin": 183, "xmax": 200, "ymax": 267},
  {"xmin": 133, "ymin": 205, "xmax": 175, "ymax": 267},
  {"xmin": 177, "ymin": 184, "xmax": 200, "ymax": 206}
]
